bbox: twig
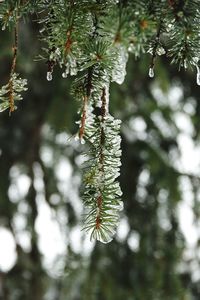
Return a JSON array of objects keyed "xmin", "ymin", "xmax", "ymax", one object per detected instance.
[{"xmin": 9, "ymin": 20, "xmax": 18, "ymax": 114}]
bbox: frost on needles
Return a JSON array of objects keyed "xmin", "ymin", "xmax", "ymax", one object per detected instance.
[{"xmin": 82, "ymin": 87, "xmax": 123, "ymax": 243}]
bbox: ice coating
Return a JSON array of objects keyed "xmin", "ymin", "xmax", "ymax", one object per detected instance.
[
  {"xmin": 82, "ymin": 86, "xmax": 123, "ymax": 243},
  {"xmin": 69, "ymin": 56, "xmax": 78, "ymax": 76},
  {"xmin": 0, "ymin": 73, "xmax": 27, "ymax": 113},
  {"xmin": 157, "ymin": 46, "xmax": 166, "ymax": 56},
  {"xmin": 46, "ymin": 71, "xmax": 52, "ymax": 81},
  {"xmin": 196, "ymin": 65, "xmax": 200, "ymax": 86},
  {"xmin": 112, "ymin": 45, "xmax": 128, "ymax": 85},
  {"xmin": 149, "ymin": 67, "xmax": 154, "ymax": 78}
]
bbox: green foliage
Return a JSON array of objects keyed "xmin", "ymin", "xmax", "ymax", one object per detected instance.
[
  {"xmin": 0, "ymin": 72, "xmax": 27, "ymax": 113},
  {"xmin": 82, "ymin": 89, "xmax": 123, "ymax": 243},
  {"xmin": 164, "ymin": 0, "xmax": 200, "ymax": 69}
]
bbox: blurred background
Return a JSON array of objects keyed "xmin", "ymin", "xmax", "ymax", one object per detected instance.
[{"xmin": 0, "ymin": 20, "xmax": 200, "ymax": 300}]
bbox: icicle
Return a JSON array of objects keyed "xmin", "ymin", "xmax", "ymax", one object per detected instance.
[
  {"xmin": 62, "ymin": 63, "xmax": 70, "ymax": 78},
  {"xmin": 112, "ymin": 45, "xmax": 128, "ymax": 84},
  {"xmin": 70, "ymin": 67, "xmax": 78, "ymax": 76},
  {"xmin": 55, "ymin": 48, "xmax": 61, "ymax": 56},
  {"xmin": 46, "ymin": 72, "xmax": 52, "ymax": 81},
  {"xmin": 196, "ymin": 65, "xmax": 200, "ymax": 86},
  {"xmin": 74, "ymin": 134, "xmax": 79, "ymax": 141},
  {"xmin": 118, "ymin": 201, "xmax": 124, "ymax": 211},
  {"xmin": 184, "ymin": 59, "xmax": 187, "ymax": 69},
  {"xmin": 105, "ymin": 84, "xmax": 110, "ymax": 112},
  {"xmin": 149, "ymin": 67, "xmax": 154, "ymax": 78},
  {"xmin": 80, "ymin": 138, "xmax": 85, "ymax": 144},
  {"xmin": 69, "ymin": 56, "xmax": 78, "ymax": 76}
]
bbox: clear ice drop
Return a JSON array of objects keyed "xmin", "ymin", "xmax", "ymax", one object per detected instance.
[
  {"xmin": 196, "ymin": 66, "xmax": 200, "ymax": 86},
  {"xmin": 62, "ymin": 72, "xmax": 68, "ymax": 78},
  {"xmin": 46, "ymin": 72, "xmax": 52, "ymax": 81},
  {"xmin": 149, "ymin": 67, "xmax": 154, "ymax": 78}
]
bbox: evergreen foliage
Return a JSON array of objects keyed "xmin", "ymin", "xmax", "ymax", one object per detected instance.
[{"xmin": 0, "ymin": 0, "xmax": 200, "ymax": 243}]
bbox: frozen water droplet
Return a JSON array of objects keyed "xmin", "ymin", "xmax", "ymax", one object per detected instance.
[
  {"xmin": 63, "ymin": 64, "xmax": 70, "ymax": 78},
  {"xmin": 147, "ymin": 48, "xmax": 153, "ymax": 55},
  {"xmin": 112, "ymin": 46, "xmax": 128, "ymax": 84},
  {"xmin": 184, "ymin": 59, "xmax": 187, "ymax": 69},
  {"xmin": 196, "ymin": 66, "xmax": 200, "ymax": 86},
  {"xmin": 88, "ymin": 226, "xmax": 116, "ymax": 244},
  {"xmin": 46, "ymin": 72, "xmax": 52, "ymax": 81},
  {"xmin": 39, "ymin": 28, "xmax": 45, "ymax": 33},
  {"xmin": 149, "ymin": 67, "xmax": 154, "ymax": 78},
  {"xmin": 49, "ymin": 53, "xmax": 54, "ymax": 60},
  {"xmin": 197, "ymin": 74, "xmax": 200, "ymax": 86},
  {"xmin": 80, "ymin": 138, "xmax": 85, "ymax": 145},
  {"xmin": 118, "ymin": 201, "xmax": 124, "ymax": 211},
  {"xmin": 74, "ymin": 135, "xmax": 79, "ymax": 141},
  {"xmin": 55, "ymin": 48, "xmax": 61, "ymax": 56},
  {"xmin": 68, "ymin": 57, "xmax": 78, "ymax": 76},
  {"xmin": 62, "ymin": 72, "xmax": 68, "ymax": 78},
  {"xmin": 157, "ymin": 46, "xmax": 166, "ymax": 56},
  {"xmin": 70, "ymin": 67, "xmax": 78, "ymax": 76}
]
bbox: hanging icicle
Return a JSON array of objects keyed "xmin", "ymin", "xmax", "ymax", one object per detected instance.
[
  {"xmin": 149, "ymin": 66, "xmax": 154, "ymax": 78},
  {"xmin": 196, "ymin": 65, "xmax": 200, "ymax": 86}
]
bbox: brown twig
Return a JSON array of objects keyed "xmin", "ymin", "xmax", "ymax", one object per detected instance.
[
  {"xmin": 79, "ymin": 95, "xmax": 88, "ymax": 139},
  {"xmin": 64, "ymin": 29, "xmax": 73, "ymax": 55},
  {"xmin": 95, "ymin": 87, "xmax": 107, "ymax": 229},
  {"xmin": 9, "ymin": 21, "xmax": 18, "ymax": 114}
]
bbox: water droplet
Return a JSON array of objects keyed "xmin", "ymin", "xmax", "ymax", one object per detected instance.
[
  {"xmin": 147, "ymin": 48, "xmax": 153, "ymax": 55},
  {"xmin": 62, "ymin": 72, "xmax": 68, "ymax": 78},
  {"xmin": 149, "ymin": 67, "xmax": 154, "ymax": 78},
  {"xmin": 184, "ymin": 59, "xmax": 187, "ymax": 69},
  {"xmin": 157, "ymin": 46, "xmax": 166, "ymax": 56},
  {"xmin": 49, "ymin": 53, "xmax": 54, "ymax": 60},
  {"xmin": 118, "ymin": 201, "xmax": 124, "ymax": 211},
  {"xmin": 70, "ymin": 67, "xmax": 78, "ymax": 76},
  {"xmin": 62, "ymin": 64, "xmax": 70, "ymax": 78},
  {"xmin": 197, "ymin": 74, "xmax": 200, "ymax": 86},
  {"xmin": 46, "ymin": 72, "xmax": 52, "ymax": 81},
  {"xmin": 80, "ymin": 138, "xmax": 85, "ymax": 145},
  {"xmin": 2, "ymin": 24, "xmax": 6, "ymax": 31},
  {"xmin": 196, "ymin": 66, "xmax": 200, "ymax": 86},
  {"xmin": 74, "ymin": 135, "xmax": 79, "ymax": 141},
  {"xmin": 55, "ymin": 48, "xmax": 61, "ymax": 56},
  {"xmin": 39, "ymin": 28, "xmax": 45, "ymax": 33}
]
